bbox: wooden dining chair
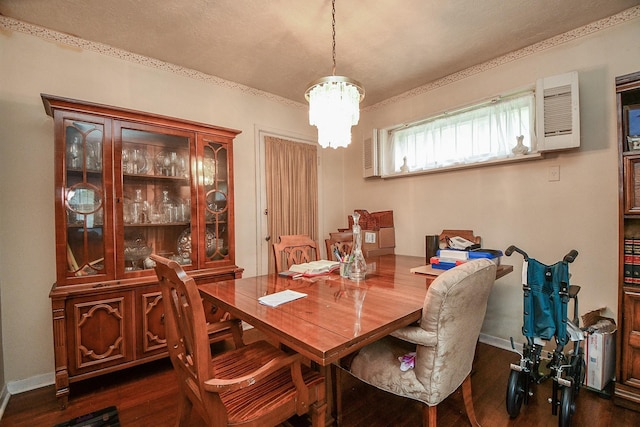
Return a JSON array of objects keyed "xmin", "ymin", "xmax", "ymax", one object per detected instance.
[
  {"xmin": 339, "ymin": 258, "xmax": 496, "ymax": 427},
  {"xmin": 272, "ymin": 234, "xmax": 319, "ymax": 272},
  {"xmin": 324, "ymin": 231, "xmax": 353, "ymax": 261},
  {"xmin": 151, "ymin": 255, "xmax": 326, "ymax": 427}
]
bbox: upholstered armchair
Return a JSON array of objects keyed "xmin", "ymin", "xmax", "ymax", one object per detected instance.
[{"xmin": 343, "ymin": 258, "xmax": 497, "ymax": 427}]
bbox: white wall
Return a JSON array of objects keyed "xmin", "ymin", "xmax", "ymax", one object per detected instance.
[
  {"xmin": 348, "ymin": 17, "xmax": 640, "ymax": 343},
  {"xmin": 0, "ymin": 13, "xmax": 638, "ymax": 392},
  {"xmin": 0, "ymin": 25, "xmax": 339, "ymax": 387}
]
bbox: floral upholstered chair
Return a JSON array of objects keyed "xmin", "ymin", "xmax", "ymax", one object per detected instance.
[{"xmin": 343, "ymin": 258, "xmax": 496, "ymax": 427}]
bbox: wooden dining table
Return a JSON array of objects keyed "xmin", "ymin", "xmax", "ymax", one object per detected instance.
[
  {"xmin": 198, "ymin": 254, "xmax": 512, "ymax": 424},
  {"xmin": 199, "ymin": 254, "xmax": 434, "ymax": 367},
  {"xmin": 199, "ymin": 254, "xmax": 512, "ymax": 366}
]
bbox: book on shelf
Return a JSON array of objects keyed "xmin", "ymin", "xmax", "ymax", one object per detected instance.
[
  {"xmin": 634, "ymin": 238, "xmax": 640, "ymax": 285},
  {"xmin": 624, "ymin": 237, "xmax": 634, "ymax": 285},
  {"xmin": 287, "ymin": 259, "xmax": 340, "ymax": 277}
]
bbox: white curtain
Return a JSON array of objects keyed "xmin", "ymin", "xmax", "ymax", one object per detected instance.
[{"xmin": 384, "ymin": 93, "xmax": 534, "ymax": 175}]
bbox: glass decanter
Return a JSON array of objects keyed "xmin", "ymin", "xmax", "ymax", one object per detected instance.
[
  {"xmin": 156, "ymin": 190, "xmax": 176, "ymax": 223},
  {"xmin": 348, "ymin": 211, "xmax": 367, "ymax": 281},
  {"xmin": 130, "ymin": 188, "xmax": 148, "ymax": 224}
]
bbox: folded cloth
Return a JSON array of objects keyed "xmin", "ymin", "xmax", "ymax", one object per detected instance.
[{"xmin": 398, "ymin": 352, "xmax": 416, "ymax": 371}]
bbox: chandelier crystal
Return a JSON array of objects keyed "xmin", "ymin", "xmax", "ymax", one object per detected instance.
[{"xmin": 305, "ymin": 0, "xmax": 364, "ymax": 149}]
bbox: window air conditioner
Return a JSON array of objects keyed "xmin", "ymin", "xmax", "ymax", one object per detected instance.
[{"xmin": 535, "ymin": 71, "xmax": 580, "ymax": 152}]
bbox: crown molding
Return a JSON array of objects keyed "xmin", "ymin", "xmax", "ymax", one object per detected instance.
[
  {"xmin": 0, "ymin": 15, "xmax": 305, "ymax": 110},
  {"xmin": 365, "ymin": 5, "xmax": 640, "ymax": 112},
  {"xmin": 2, "ymin": 5, "xmax": 639, "ymax": 112}
]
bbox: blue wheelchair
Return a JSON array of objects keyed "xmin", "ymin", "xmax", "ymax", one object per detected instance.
[{"xmin": 504, "ymin": 245, "xmax": 584, "ymax": 427}]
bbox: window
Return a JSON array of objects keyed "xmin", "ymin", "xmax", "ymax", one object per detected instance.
[
  {"xmin": 381, "ymin": 92, "xmax": 535, "ymax": 176},
  {"xmin": 364, "ymin": 72, "xmax": 580, "ymax": 178}
]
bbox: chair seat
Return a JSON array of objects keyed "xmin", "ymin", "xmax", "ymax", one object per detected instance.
[
  {"xmin": 339, "ymin": 259, "xmax": 496, "ymax": 427},
  {"xmin": 349, "ymin": 336, "xmax": 432, "ymax": 404},
  {"xmin": 213, "ymin": 341, "xmax": 325, "ymax": 425}
]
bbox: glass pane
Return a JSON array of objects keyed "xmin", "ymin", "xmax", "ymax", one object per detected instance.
[
  {"xmin": 203, "ymin": 143, "xmax": 229, "ymax": 261},
  {"xmin": 64, "ymin": 121, "xmax": 105, "ymax": 277},
  {"xmin": 121, "ymin": 128, "xmax": 191, "ymax": 271}
]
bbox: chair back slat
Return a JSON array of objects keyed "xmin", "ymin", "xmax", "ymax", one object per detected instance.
[{"xmin": 272, "ymin": 235, "xmax": 319, "ymax": 272}]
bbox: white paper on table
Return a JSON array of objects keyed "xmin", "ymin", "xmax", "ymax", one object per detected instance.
[{"xmin": 258, "ymin": 289, "xmax": 307, "ymax": 307}]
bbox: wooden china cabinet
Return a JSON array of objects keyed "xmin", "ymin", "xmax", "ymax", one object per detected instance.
[
  {"xmin": 42, "ymin": 95, "xmax": 243, "ymax": 408},
  {"xmin": 616, "ymin": 71, "xmax": 640, "ymax": 410}
]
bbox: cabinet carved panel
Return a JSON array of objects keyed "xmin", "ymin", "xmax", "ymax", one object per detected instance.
[
  {"xmin": 139, "ymin": 289, "xmax": 166, "ymax": 356},
  {"xmin": 69, "ymin": 295, "xmax": 132, "ymax": 374}
]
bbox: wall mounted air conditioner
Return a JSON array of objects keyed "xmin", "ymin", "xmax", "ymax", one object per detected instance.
[
  {"xmin": 363, "ymin": 129, "xmax": 379, "ymax": 177},
  {"xmin": 536, "ymin": 71, "xmax": 580, "ymax": 152}
]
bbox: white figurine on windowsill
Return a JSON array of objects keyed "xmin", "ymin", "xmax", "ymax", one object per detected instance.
[
  {"xmin": 512, "ymin": 135, "xmax": 529, "ymax": 155},
  {"xmin": 400, "ymin": 156, "xmax": 410, "ymax": 173}
]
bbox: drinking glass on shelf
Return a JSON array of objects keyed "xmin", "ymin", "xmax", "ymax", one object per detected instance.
[
  {"xmin": 130, "ymin": 189, "xmax": 148, "ymax": 224},
  {"xmin": 131, "ymin": 149, "xmax": 143, "ymax": 174},
  {"xmin": 67, "ymin": 136, "xmax": 82, "ymax": 169},
  {"xmin": 122, "ymin": 148, "xmax": 130, "ymax": 173}
]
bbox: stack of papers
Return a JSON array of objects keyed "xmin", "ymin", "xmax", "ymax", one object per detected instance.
[
  {"xmin": 288, "ymin": 260, "xmax": 340, "ymax": 276},
  {"xmin": 258, "ymin": 290, "xmax": 307, "ymax": 307}
]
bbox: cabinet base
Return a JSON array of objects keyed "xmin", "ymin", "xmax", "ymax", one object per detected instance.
[{"xmin": 614, "ymin": 384, "xmax": 640, "ymax": 412}]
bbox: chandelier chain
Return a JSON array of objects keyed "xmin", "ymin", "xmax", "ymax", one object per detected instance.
[{"xmin": 331, "ymin": 0, "xmax": 336, "ymax": 75}]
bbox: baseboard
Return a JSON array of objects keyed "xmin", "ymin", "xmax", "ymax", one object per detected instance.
[
  {"xmin": 479, "ymin": 333, "xmax": 521, "ymax": 352},
  {"xmin": 6, "ymin": 372, "xmax": 54, "ymax": 395},
  {"xmin": 0, "ymin": 384, "xmax": 10, "ymax": 420}
]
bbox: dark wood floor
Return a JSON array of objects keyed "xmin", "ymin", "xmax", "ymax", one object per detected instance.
[{"xmin": 2, "ymin": 330, "xmax": 639, "ymax": 426}]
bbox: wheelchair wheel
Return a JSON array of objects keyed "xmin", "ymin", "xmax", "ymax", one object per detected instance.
[
  {"xmin": 559, "ymin": 386, "xmax": 574, "ymax": 427},
  {"xmin": 573, "ymin": 350, "xmax": 585, "ymax": 396},
  {"xmin": 506, "ymin": 370, "xmax": 526, "ymax": 418}
]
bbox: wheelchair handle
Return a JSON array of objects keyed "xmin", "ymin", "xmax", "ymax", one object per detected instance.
[
  {"xmin": 505, "ymin": 245, "xmax": 528, "ymax": 261},
  {"xmin": 563, "ymin": 249, "xmax": 578, "ymax": 263},
  {"xmin": 506, "ymin": 245, "xmax": 578, "ymax": 264}
]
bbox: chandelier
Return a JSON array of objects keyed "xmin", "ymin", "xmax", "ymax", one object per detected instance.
[{"xmin": 305, "ymin": 0, "xmax": 365, "ymax": 149}]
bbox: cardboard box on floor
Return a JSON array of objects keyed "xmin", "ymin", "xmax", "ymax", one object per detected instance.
[{"xmin": 582, "ymin": 308, "xmax": 616, "ymax": 391}]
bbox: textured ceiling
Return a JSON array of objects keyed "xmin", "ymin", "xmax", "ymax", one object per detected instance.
[{"xmin": 1, "ymin": 0, "xmax": 639, "ymax": 107}]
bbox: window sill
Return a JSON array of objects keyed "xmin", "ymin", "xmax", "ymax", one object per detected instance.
[{"xmin": 380, "ymin": 152, "xmax": 544, "ymax": 179}]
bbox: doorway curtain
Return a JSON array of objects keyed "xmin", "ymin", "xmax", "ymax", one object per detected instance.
[{"xmin": 265, "ymin": 136, "xmax": 318, "ymax": 274}]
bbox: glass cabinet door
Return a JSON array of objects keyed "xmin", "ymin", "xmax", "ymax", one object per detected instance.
[
  {"xmin": 63, "ymin": 118, "xmax": 111, "ymax": 281},
  {"xmin": 201, "ymin": 135, "xmax": 233, "ymax": 266},
  {"xmin": 115, "ymin": 122, "xmax": 194, "ymax": 277}
]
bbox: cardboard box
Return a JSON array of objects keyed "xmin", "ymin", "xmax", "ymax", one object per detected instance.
[
  {"xmin": 362, "ymin": 230, "xmax": 379, "ymax": 251},
  {"xmin": 379, "ymin": 227, "xmax": 396, "ymax": 248},
  {"xmin": 582, "ymin": 308, "xmax": 616, "ymax": 391},
  {"xmin": 348, "ymin": 210, "xmax": 394, "ymax": 230},
  {"xmin": 364, "ymin": 247, "xmax": 395, "ymax": 257},
  {"xmin": 362, "ymin": 228, "xmax": 396, "ymax": 252}
]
